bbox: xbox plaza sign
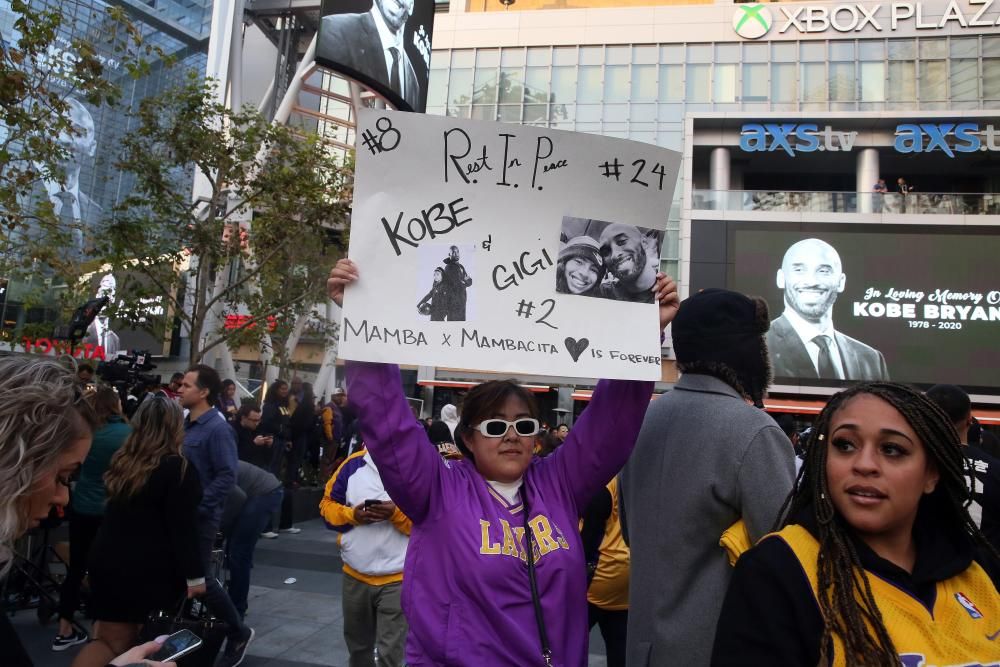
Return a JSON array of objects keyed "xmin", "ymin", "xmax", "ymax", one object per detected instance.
[
  {"xmin": 733, "ymin": 4, "xmax": 774, "ymax": 39},
  {"xmin": 732, "ymin": 0, "xmax": 1000, "ymax": 39}
]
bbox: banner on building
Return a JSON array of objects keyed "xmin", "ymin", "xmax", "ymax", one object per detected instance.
[
  {"xmin": 339, "ymin": 110, "xmax": 681, "ymax": 381},
  {"xmin": 316, "ymin": 0, "xmax": 435, "ymax": 112},
  {"xmin": 690, "ymin": 220, "xmax": 1000, "ymax": 392}
]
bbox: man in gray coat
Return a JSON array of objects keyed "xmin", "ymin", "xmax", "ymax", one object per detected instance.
[{"xmin": 621, "ymin": 288, "xmax": 796, "ymax": 667}]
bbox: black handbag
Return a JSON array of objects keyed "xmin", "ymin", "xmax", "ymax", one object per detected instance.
[
  {"xmin": 523, "ymin": 501, "xmax": 554, "ymax": 667},
  {"xmin": 140, "ymin": 599, "xmax": 228, "ymax": 667}
]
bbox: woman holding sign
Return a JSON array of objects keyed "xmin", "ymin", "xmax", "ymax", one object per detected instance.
[{"xmin": 328, "ymin": 257, "xmax": 678, "ymax": 667}]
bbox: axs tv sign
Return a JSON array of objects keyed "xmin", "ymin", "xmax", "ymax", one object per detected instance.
[{"xmin": 740, "ymin": 122, "xmax": 1000, "ymax": 157}]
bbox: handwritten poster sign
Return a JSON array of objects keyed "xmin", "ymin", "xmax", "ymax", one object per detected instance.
[{"xmin": 339, "ymin": 110, "xmax": 681, "ymax": 381}]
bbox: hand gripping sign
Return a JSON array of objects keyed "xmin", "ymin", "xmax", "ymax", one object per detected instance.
[{"xmin": 339, "ymin": 110, "xmax": 681, "ymax": 381}]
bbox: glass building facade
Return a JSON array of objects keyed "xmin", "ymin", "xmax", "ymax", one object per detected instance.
[
  {"xmin": 0, "ymin": 0, "xmax": 210, "ymax": 330},
  {"xmin": 424, "ymin": 33, "xmax": 1000, "ymax": 278}
]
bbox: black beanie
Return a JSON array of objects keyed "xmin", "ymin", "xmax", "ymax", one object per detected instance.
[{"xmin": 672, "ymin": 289, "xmax": 772, "ymax": 402}]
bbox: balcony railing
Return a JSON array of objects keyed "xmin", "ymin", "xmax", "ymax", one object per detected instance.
[{"xmin": 692, "ymin": 190, "xmax": 1000, "ymax": 215}]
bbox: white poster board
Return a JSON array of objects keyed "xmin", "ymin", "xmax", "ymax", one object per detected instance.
[{"xmin": 339, "ymin": 110, "xmax": 681, "ymax": 381}]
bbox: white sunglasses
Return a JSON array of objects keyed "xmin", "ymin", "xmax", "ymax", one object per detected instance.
[{"xmin": 473, "ymin": 418, "xmax": 541, "ymax": 438}]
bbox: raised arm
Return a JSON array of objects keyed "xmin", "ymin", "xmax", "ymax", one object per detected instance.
[
  {"xmin": 345, "ymin": 361, "xmax": 444, "ymax": 524},
  {"xmin": 540, "ymin": 271, "xmax": 677, "ymax": 510},
  {"xmin": 543, "ymin": 378, "xmax": 654, "ymax": 511}
]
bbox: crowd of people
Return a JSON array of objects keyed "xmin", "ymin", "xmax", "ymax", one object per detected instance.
[{"xmin": 0, "ymin": 254, "xmax": 996, "ymax": 667}]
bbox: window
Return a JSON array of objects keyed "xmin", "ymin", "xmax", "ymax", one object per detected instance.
[
  {"xmin": 714, "ymin": 64, "xmax": 737, "ymax": 103},
  {"xmin": 473, "ymin": 67, "xmax": 498, "ymax": 105},
  {"xmin": 771, "ymin": 42, "xmax": 796, "ymax": 62},
  {"xmin": 744, "ymin": 42, "xmax": 769, "ymax": 63},
  {"xmin": 687, "ymin": 44, "xmax": 712, "ymax": 63},
  {"xmin": 604, "ymin": 65, "xmax": 629, "ymax": 102},
  {"xmin": 660, "ymin": 44, "xmax": 683, "ymax": 63},
  {"xmin": 801, "ymin": 63, "xmax": 826, "ymax": 102},
  {"xmin": 888, "ymin": 61, "xmax": 916, "ymax": 101},
  {"xmin": 920, "ymin": 60, "xmax": 947, "ymax": 101},
  {"xmin": 451, "ymin": 50, "xmax": 475, "ymax": 68},
  {"xmin": 550, "ymin": 67, "xmax": 575, "ymax": 104},
  {"xmin": 500, "ymin": 49, "xmax": 525, "ymax": 67},
  {"xmin": 426, "ymin": 70, "xmax": 448, "ymax": 107},
  {"xmin": 950, "ymin": 37, "xmax": 978, "ymax": 59},
  {"xmin": 631, "ymin": 64, "xmax": 657, "ymax": 102},
  {"xmin": 686, "ymin": 63, "xmax": 711, "ymax": 102},
  {"xmin": 577, "ymin": 66, "xmax": 602, "ymax": 103},
  {"xmin": 801, "ymin": 42, "xmax": 825, "ymax": 62},
  {"xmin": 859, "ymin": 62, "xmax": 885, "ymax": 102},
  {"xmin": 742, "ymin": 63, "xmax": 768, "ymax": 102},
  {"xmin": 633, "ymin": 45, "xmax": 657, "ymax": 64},
  {"xmin": 985, "ymin": 36, "xmax": 1000, "ymax": 58},
  {"xmin": 829, "ymin": 63, "xmax": 856, "ymax": 102},
  {"xmin": 524, "ymin": 67, "xmax": 549, "ymax": 104},
  {"xmin": 950, "ymin": 59, "xmax": 978, "ymax": 101},
  {"xmin": 552, "ymin": 46, "xmax": 576, "ymax": 66},
  {"xmin": 497, "ymin": 67, "xmax": 523, "ymax": 105},
  {"xmin": 858, "ymin": 41, "xmax": 885, "ymax": 61},
  {"xmin": 985, "ymin": 59, "xmax": 1000, "ymax": 100},
  {"xmin": 579, "ymin": 46, "xmax": 603, "ymax": 66},
  {"xmin": 448, "ymin": 68, "xmax": 473, "ymax": 116},
  {"xmin": 771, "ymin": 63, "xmax": 797, "ymax": 102},
  {"xmin": 606, "ymin": 45, "xmax": 629, "ymax": 65},
  {"xmin": 526, "ymin": 47, "xmax": 551, "ymax": 66},
  {"xmin": 919, "ymin": 38, "xmax": 947, "ymax": 59},
  {"xmin": 829, "ymin": 41, "xmax": 855, "ymax": 61},
  {"xmin": 658, "ymin": 64, "xmax": 683, "ymax": 102},
  {"xmin": 476, "ymin": 49, "xmax": 499, "ymax": 68},
  {"xmin": 888, "ymin": 40, "xmax": 916, "ymax": 60},
  {"xmin": 715, "ymin": 43, "xmax": 739, "ymax": 63}
]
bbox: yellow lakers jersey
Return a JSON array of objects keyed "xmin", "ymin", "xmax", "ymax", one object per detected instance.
[
  {"xmin": 587, "ymin": 477, "xmax": 630, "ymax": 611},
  {"xmin": 773, "ymin": 524, "xmax": 1000, "ymax": 667}
]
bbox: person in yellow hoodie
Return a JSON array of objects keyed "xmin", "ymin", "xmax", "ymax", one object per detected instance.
[
  {"xmin": 712, "ymin": 383, "xmax": 1000, "ymax": 667},
  {"xmin": 580, "ymin": 477, "xmax": 629, "ymax": 667},
  {"xmin": 320, "ymin": 445, "xmax": 411, "ymax": 667}
]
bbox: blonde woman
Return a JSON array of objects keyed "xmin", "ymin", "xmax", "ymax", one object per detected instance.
[
  {"xmin": 74, "ymin": 397, "xmax": 205, "ymax": 667},
  {"xmin": 0, "ymin": 356, "xmax": 174, "ymax": 667}
]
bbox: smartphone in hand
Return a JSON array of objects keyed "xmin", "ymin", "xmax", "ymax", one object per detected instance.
[{"xmin": 149, "ymin": 629, "xmax": 203, "ymax": 662}]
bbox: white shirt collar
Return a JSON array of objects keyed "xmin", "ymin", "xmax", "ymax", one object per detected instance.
[
  {"xmin": 487, "ymin": 478, "xmax": 522, "ymax": 505},
  {"xmin": 782, "ymin": 306, "xmax": 834, "ymax": 342},
  {"xmin": 370, "ymin": 7, "xmax": 403, "ymax": 51}
]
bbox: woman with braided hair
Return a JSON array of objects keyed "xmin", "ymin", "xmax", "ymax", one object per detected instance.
[{"xmin": 712, "ymin": 382, "xmax": 1000, "ymax": 667}]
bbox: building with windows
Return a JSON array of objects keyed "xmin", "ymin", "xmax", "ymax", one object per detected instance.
[
  {"xmin": 419, "ymin": 0, "xmax": 1000, "ymax": 420},
  {"xmin": 0, "ymin": 0, "xmax": 212, "ymax": 351}
]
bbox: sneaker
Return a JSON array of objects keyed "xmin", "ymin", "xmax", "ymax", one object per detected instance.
[
  {"xmin": 278, "ymin": 527, "xmax": 301, "ymax": 534},
  {"xmin": 260, "ymin": 531, "xmax": 279, "ymax": 539},
  {"xmin": 52, "ymin": 628, "xmax": 88, "ymax": 651},
  {"xmin": 218, "ymin": 626, "xmax": 255, "ymax": 667}
]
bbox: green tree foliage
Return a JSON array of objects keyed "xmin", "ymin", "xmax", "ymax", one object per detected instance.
[{"xmin": 99, "ymin": 74, "xmax": 351, "ymax": 364}]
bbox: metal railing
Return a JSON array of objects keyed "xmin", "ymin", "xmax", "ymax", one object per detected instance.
[{"xmin": 692, "ymin": 190, "xmax": 1000, "ymax": 215}]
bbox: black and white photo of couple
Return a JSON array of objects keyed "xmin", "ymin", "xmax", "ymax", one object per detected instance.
[
  {"xmin": 416, "ymin": 244, "xmax": 473, "ymax": 322},
  {"xmin": 555, "ymin": 217, "xmax": 664, "ymax": 304}
]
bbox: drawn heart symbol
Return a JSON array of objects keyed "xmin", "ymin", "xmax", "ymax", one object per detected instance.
[{"xmin": 564, "ymin": 337, "xmax": 590, "ymax": 362}]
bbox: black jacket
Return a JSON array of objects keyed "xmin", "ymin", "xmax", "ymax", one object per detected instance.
[{"xmin": 711, "ymin": 502, "xmax": 999, "ymax": 666}]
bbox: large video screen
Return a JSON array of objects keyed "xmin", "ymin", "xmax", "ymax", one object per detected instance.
[
  {"xmin": 317, "ymin": 0, "xmax": 435, "ymax": 112},
  {"xmin": 690, "ymin": 220, "xmax": 1000, "ymax": 393}
]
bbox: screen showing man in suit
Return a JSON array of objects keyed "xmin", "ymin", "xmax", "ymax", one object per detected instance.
[
  {"xmin": 32, "ymin": 96, "xmax": 103, "ymax": 256},
  {"xmin": 689, "ymin": 220, "xmax": 1000, "ymax": 392},
  {"xmin": 317, "ymin": 0, "xmax": 435, "ymax": 112},
  {"xmin": 767, "ymin": 238, "xmax": 889, "ymax": 382}
]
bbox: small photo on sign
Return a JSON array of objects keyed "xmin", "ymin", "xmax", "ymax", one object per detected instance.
[
  {"xmin": 416, "ymin": 243, "xmax": 476, "ymax": 322},
  {"xmin": 555, "ymin": 217, "xmax": 664, "ymax": 304}
]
